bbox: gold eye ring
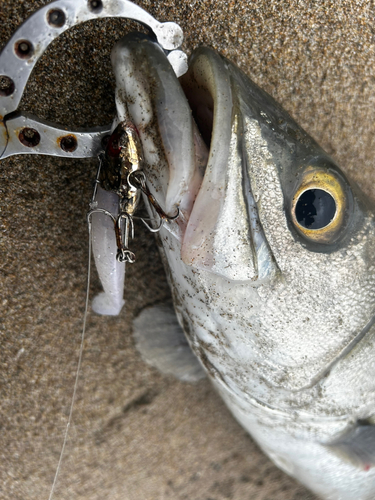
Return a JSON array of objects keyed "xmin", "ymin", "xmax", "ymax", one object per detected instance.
[{"xmin": 291, "ymin": 168, "xmax": 347, "ymax": 244}]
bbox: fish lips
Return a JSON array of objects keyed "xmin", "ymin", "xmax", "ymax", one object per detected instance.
[{"xmin": 111, "ymin": 33, "xmax": 277, "ymax": 283}]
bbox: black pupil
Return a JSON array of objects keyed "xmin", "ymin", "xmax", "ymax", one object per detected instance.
[{"xmin": 295, "ymin": 189, "xmax": 336, "ymax": 229}]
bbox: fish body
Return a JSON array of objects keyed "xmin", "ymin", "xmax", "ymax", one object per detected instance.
[{"xmin": 93, "ymin": 34, "xmax": 375, "ymax": 499}]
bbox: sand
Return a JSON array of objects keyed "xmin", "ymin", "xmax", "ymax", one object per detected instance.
[{"xmin": 1, "ymin": 1, "xmax": 374, "ymax": 499}]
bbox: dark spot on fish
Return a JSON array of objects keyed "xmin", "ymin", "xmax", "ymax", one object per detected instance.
[
  {"xmin": 122, "ymin": 391, "xmax": 155, "ymax": 411},
  {"xmin": 88, "ymin": 0, "xmax": 103, "ymax": 14}
]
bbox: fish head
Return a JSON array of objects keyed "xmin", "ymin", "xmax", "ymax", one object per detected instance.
[
  {"xmin": 111, "ymin": 34, "xmax": 375, "ymax": 391},
  {"xmin": 111, "ymin": 33, "xmax": 375, "ymax": 284}
]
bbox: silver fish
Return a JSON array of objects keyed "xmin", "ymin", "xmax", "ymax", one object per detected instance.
[{"xmin": 92, "ymin": 33, "xmax": 375, "ymax": 500}]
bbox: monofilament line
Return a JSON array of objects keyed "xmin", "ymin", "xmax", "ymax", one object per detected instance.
[{"xmin": 48, "ymin": 227, "xmax": 93, "ymax": 500}]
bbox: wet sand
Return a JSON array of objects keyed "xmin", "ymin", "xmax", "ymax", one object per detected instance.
[{"xmin": 1, "ymin": 1, "xmax": 374, "ymax": 499}]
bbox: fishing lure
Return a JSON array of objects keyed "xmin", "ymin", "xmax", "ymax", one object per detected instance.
[{"xmin": 0, "ymin": 1, "xmax": 187, "ymax": 497}]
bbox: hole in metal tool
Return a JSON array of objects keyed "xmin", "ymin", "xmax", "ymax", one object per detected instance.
[
  {"xmin": 0, "ymin": 75, "xmax": 15, "ymax": 96},
  {"xmin": 88, "ymin": 0, "xmax": 103, "ymax": 13},
  {"xmin": 47, "ymin": 9, "xmax": 66, "ymax": 28},
  {"xmin": 60, "ymin": 135, "xmax": 78, "ymax": 153},
  {"xmin": 19, "ymin": 128, "xmax": 41, "ymax": 148},
  {"xmin": 15, "ymin": 40, "xmax": 34, "ymax": 59}
]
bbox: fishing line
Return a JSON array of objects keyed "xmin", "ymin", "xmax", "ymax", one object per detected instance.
[{"xmin": 47, "ymin": 222, "xmax": 93, "ymax": 500}]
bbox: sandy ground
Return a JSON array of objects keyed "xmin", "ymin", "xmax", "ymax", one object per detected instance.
[{"xmin": 1, "ymin": 1, "xmax": 375, "ymax": 499}]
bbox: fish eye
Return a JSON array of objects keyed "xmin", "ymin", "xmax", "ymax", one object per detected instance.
[
  {"xmin": 295, "ymin": 189, "xmax": 336, "ymax": 229},
  {"xmin": 291, "ymin": 169, "xmax": 348, "ymax": 243}
]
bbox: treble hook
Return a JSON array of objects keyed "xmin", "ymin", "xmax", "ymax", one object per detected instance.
[
  {"xmin": 88, "ymin": 121, "xmax": 181, "ymax": 264},
  {"xmin": 128, "ymin": 170, "xmax": 180, "ymax": 222},
  {"xmin": 115, "ymin": 212, "xmax": 135, "ymax": 263},
  {"xmin": 87, "ymin": 206, "xmax": 136, "ymax": 264},
  {"xmin": 138, "ymin": 215, "xmax": 164, "ymax": 233}
]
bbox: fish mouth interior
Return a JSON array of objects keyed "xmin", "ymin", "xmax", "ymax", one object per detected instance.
[
  {"xmin": 176, "ymin": 51, "xmax": 276, "ymax": 283},
  {"xmin": 180, "ymin": 76, "xmax": 214, "ymax": 150}
]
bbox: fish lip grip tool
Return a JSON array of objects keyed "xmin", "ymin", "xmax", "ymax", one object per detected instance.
[{"xmin": 0, "ymin": 0, "xmax": 187, "ymax": 161}]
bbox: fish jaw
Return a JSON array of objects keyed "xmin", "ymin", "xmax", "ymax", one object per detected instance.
[
  {"xmin": 110, "ymin": 33, "xmax": 204, "ymax": 233},
  {"xmin": 179, "ymin": 48, "xmax": 277, "ymax": 282},
  {"xmin": 111, "ymin": 36, "xmax": 277, "ymax": 283}
]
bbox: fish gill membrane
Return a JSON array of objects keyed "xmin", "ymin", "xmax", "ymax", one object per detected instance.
[{"xmin": 91, "ymin": 32, "xmax": 375, "ymax": 500}]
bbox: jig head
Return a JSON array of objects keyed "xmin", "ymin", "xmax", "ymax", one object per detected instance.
[{"xmin": 87, "ymin": 120, "xmax": 180, "ymax": 264}]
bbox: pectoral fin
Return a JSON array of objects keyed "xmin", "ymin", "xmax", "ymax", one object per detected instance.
[
  {"xmin": 326, "ymin": 421, "xmax": 375, "ymax": 471},
  {"xmin": 133, "ymin": 303, "xmax": 205, "ymax": 383}
]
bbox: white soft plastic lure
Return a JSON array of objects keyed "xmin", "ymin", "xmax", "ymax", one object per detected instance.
[{"xmin": 90, "ymin": 33, "xmax": 375, "ymax": 500}]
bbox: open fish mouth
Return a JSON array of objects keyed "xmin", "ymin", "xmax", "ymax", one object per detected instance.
[{"xmin": 111, "ymin": 33, "xmax": 277, "ymax": 283}]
